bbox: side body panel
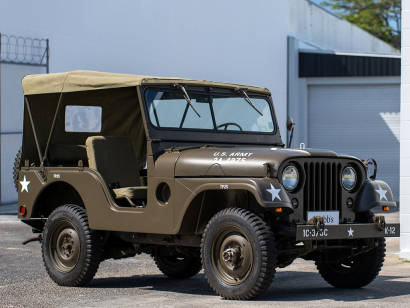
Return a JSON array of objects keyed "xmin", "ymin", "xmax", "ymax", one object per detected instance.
[{"xmin": 18, "ymin": 167, "xmax": 175, "ymax": 234}]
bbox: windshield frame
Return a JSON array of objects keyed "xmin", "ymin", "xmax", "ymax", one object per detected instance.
[
  {"xmin": 144, "ymin": 87, "xmax": 277, "ymax": 135},
  {"xmin": 140, "ymin": 85, "xmax": 283, "ymax": 148}
]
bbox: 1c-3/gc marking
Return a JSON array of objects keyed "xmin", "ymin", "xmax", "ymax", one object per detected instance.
[{"xmin": 302, "ymin": 228, "xmax": 328, "ymax": 238}]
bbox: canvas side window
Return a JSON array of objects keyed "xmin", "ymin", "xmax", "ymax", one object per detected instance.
[{"xmin": 65, "ymin": 105, "xmax": 102, "ymax": 132}]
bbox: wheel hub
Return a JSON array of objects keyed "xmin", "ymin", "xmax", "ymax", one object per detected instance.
[
  {"xmin": 222, "ymin": 247, "xmax": 240, "ymax": 264},
  {"xmin": 61, "ymin": 236, "xmax": 75, "ymax": 258},
  {"xmin": 49, "ymin": 222, "xmax": 81, "ymax": 273},
  {"xmin": 211, "ymin": 227, "xmax": 254, "ymax": 286}
]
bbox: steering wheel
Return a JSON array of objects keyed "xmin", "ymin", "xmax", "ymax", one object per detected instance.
[{"xmin": 216, "ymin": 122, "xmax": 243, "ymax": 131}]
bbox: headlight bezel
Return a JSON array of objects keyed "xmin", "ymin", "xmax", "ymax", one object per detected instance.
[
  {"xmin": 282, "ymin": 164, "xmax": 300, "ymax": 191},
  {"xmin": 341, "ymin": 166, "xmax": 357, "ymax": 191}
]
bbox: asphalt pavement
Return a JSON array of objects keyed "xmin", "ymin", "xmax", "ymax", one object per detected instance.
[{"xmin": 0, "ymin": 210, "xmax": 409, "ymax": 308}]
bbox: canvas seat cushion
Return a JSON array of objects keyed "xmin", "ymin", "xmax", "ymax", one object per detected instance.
[{"xmin": 113, "ymin": 187, "xmax": 147, "ymax": 199}]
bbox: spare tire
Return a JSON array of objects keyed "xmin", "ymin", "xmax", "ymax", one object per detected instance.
[{"xmin": 13, "ymin": 147, "xmax": 22, "ymax": 192}]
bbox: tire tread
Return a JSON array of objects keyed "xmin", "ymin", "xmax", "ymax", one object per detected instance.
[
  {"xmin": 42, "ymin": 204, "xmax": 102, "ymax": 287},
  {"xmin": 201, "ymin": 207, "xmax": 277, "ymax": 300}
]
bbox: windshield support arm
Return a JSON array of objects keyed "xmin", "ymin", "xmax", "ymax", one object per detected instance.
[
  {"xmin": 236, "ymin": 88, "xmax": 263, "ymax": 116},
  {"xmin": 174, "ymin": 84, "xmax": 201, "ymax": 117},
  {"xmin": 43, "ymin": 92, "xmax": 64, "ymax": 166},
  {"xmin": 25, "ymin": 96, "xmax": 44, "ymax": 173}
]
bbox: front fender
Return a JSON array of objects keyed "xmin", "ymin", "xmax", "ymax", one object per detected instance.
[{"xmin": 356, "ymin": 179, "xmax": 397, "ymax": 213}]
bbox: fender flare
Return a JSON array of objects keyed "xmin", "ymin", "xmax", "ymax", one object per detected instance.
[
  {"xmin": 356, "ymin": 179, "xmax": 397, "ymax": 213},
  {"xmin": 175, "ymin": 178, "xmax": 293, "ymax": 233}
]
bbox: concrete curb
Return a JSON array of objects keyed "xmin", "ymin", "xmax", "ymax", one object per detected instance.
[{"xmin": 0, "ymin": 204, "xmax": 17, "ymax": 215}]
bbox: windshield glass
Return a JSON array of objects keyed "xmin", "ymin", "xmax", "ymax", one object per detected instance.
[
  {"xmin": 147, "ymin": 91, "xmax": 213, "ymax": 129},
  {"xmin": 146, "ymin": 90, "xmax": 275, "ymax": 133},
  {"xmin": 212, "ymin": 96, "xmax": 274, "ymax": 132}
]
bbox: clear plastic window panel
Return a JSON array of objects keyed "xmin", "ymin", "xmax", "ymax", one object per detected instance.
[{"xmin": 65, "ymin": 105, "xmax": 102, "ymax": 132}]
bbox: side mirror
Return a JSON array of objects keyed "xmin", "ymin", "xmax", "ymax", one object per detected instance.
[
  {"xmin": 287, "ymin": 117, "xmax": 296, "ymax": 148},
  {"xmin": 287, "ymin": 117, "xmax": 295, "ymax": 132}
]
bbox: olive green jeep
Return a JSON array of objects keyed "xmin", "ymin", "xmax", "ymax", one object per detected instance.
[{"xmin": 15, "ymin": 70, "xmax": 399, "ymax": 300}]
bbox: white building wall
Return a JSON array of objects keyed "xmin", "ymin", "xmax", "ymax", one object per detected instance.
[
  {"xmin": 288, "ymin": 0, "xmax": 399, "ymax": 54},
  {"xmin": 0, "ymin": 0, "xmax": 288, "ymax": 133},
  {"xmin": 401, "ymin": 1, "xmax": 410, "ymax": 259},
  {"xmin": 0, "ymin": 64, "xmax": 46, "ymax": 204}
]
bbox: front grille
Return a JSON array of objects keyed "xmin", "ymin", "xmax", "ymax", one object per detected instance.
[{"xmin": 303, "ymin": 162, "xmax": 342, "ymax": 214}]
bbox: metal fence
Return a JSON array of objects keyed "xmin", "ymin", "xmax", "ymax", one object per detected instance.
[{"xmin": 0, "ymin": 33, "xmax": 49, "ymax": 206}]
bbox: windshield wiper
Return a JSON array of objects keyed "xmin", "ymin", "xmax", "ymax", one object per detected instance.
[
  {"xmin": 174, "ymin": 84, "xmax": 201, "ymax": 117},
  {"xmin": 236, "ymin": 88, "xmax": 263, "ymax": 116}
]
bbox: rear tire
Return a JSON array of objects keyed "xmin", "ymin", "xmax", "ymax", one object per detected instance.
[
  {"xmin": 154, "ymin": 255, "xmax": 202, "ymax": 279},
  {"xmin": 316, "ymin": 237, "xmax": 386, "ymax": 288},
  {"xmin": 42, "ymin": 204, "xmax": 102, "ymax": 286},
  {"xmin": 201, "ymin": 208, "xmax": 277, "ymax": 300}
]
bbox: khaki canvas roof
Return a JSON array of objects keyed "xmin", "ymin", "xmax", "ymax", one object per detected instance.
[{"xmin": 21, "ymin": 70, "xmax": 270, "ymax": 95}]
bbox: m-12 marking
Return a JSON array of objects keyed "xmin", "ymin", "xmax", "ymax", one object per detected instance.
[
  {"xmin": 385, "ymin": 226, "xmax": 395, "ymax": 235},
  {"xmin": 220, "ymin": 185, "xmax": 228, "ymax": 189}
]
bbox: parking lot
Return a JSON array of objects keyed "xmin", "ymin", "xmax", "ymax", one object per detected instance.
[{"xmin": 1, "ymin": 210, "xmax": 409, "ymax": 308}]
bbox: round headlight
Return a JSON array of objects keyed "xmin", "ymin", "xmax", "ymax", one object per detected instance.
[
  {"xmin": 342, "ymin": 167, "xmax": 357, "ymax": 191},
  {"xmin": 282, "ymin": 165, "xmax": 299, "ymax": 191}
]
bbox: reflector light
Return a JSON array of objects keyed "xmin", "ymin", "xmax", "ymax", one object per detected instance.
[
  {"xmin": 275, "ymin": 208, "xmax": 283, "ymax": 213},
  {"xmin": 20, "ymin": 206, "xmax": 26, "ymax": 216},
  {"xmin": 382, "ymin": 206, "xmax": 389, "ymax": 212}
]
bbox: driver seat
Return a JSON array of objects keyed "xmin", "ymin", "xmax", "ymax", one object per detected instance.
[{"xmin": 85, "ymin": 136, "xmax": 147, "ymax": 202}]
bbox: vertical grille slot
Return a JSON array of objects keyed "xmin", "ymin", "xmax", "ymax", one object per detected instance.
[{"xmin": 304, "ymin": 162, "xmax": 342, "ymax": 215}]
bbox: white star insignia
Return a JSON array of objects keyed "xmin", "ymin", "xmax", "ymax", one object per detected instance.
[
  {"xmin": 266, "ymin": 183, "xmax": 281, "ymax": 201},
  {"xmin": 375, "ymin": 185, "xmax": 388, "ymax": 201},
  {"xmin": 20, "ymin": 175, "xmax": 30, "ymax": 193},
  {"xmin": 347, "ymin": 227, "xmax": 354, "ymax": 237}
]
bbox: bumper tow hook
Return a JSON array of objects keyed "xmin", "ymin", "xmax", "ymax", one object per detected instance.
[
  {"xmin": 373, "ymin": 216, "xmax": 386, "ymax": 231},
  {"xmin": 307, "ymin": 216, "xmax": 325, "ymax": 232}
]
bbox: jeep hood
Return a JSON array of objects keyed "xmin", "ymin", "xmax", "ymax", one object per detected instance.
[{"xmin": 173, "ymin": 146, "xmax": 358, "ymax": 178}]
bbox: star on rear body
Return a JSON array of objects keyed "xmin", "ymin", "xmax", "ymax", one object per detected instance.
[{"xmin": 20, "ymin": 175, "xmax": 30, "ymax": 193}]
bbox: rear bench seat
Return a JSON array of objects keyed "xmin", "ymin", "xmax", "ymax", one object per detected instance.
[{"xmin": 49, "ymin": 144, "xmax": 88, "ymax": 167}]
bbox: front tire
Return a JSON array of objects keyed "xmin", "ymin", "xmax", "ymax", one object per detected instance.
[
  {"xmin": 316, "ymin": 237, "xmax": 386, "ymax": 288},
  {"xmin": 42, "ymin": 204, "xmax": 102, "ymax": 286},
  {"xmin": 201, "ymin": 208, "xmax": 277, "ymax": 300},
  {"xmin": 154, "ymin": 255, "xmax": 202, "ymax": 279}
]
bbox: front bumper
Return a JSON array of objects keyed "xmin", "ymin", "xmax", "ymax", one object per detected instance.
[{"xmin": 296, "ymin": 222, "xmax": 400, "ymax": 241}]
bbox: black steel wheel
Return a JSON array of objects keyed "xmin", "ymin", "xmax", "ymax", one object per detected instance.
[
  {"xmin": 13, "ymin": 147, "xmax": 21, "ymax": 192},
  {"xmin": 42, "ymin": 204, "xmax": 102, "ymax": 286},
  {"xmin": 154, "ymin": 255, "xmax": 202, "ymax": 279},
  {"xmin": 316, "ymin": 237, "xmax": 386, "ymax": 288},
  {"xmin": 201, "ymin": 208, "xmax": 277, "ymax": 300}
]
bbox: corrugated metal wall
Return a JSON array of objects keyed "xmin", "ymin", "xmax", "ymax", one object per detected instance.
[
  {"xmin": 307, "ymin": 84, "xmax": 400, "ymax": 200},
  {"xmin": 0, "ymin": 64, "xmax": 46, "ymax": 204}
]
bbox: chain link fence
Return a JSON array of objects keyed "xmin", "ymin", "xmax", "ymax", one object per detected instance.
[{"xmin": 0, "ymin": 33, "xmax": 49, "ymax": 206}]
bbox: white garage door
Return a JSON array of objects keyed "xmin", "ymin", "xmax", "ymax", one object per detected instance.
[{"xmin": 308, "ymin": 84, "xmax": 400, "ymax": 201}]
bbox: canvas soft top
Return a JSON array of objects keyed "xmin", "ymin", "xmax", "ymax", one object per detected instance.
[{"xmin": 21, "ymin": 70, "xmax": 271, "ymax": 95}]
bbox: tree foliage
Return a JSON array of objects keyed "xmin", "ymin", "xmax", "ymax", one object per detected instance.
[{"xmin": 321, "ymin": 0, "xmax": 401, "ymax": 49}]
